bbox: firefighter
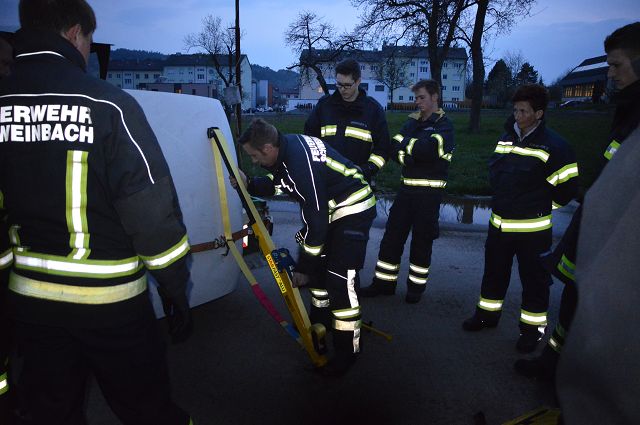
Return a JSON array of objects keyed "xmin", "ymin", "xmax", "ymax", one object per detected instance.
[
  {"xmin": 0, "ymin": 1, "xmax": 194, "ymax": 424},
  {"xmin": 515, "ymin": 21, "xmax": 640, "ymax": 379},
  {"xmin": 360, "ymin": 79, "xmax": 454, "ymax": 304},
  {"xmin": 304, "ymin": 58, "xmax": 391, "ymax": 183},
  {"xmin": 462, "ymin": 84, "xmax": 579, "ymax": 354},
  {"xmin": 233, "ymin": 118, "xmax": 376, "ymax": 377}
]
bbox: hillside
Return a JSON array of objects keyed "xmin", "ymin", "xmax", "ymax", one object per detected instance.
[{"xmin": 251, "ymin": 64, "xmax": 299, "ymax": 91}]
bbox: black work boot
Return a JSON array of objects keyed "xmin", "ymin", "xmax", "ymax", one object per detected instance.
[
  {"xmin": 516, "ymin": 329, "xmax": 544, "ymax": 353},
  {"xmin": 359, "ymin": 282, "xmax": 395, "ymax": 298},
  {"xmin": 462, "ymin": 309, "xmax": 499, "ymax": 331},
  {"xmin": 514, "ymin": 346, "xmax": 559, "ymax": 381},
  {"xmin": 316, "ymin": 353, "xmax": 358, "ymax": 377}
]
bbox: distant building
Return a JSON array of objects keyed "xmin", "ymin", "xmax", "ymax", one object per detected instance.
[
  {"xmin": 560, "ymin": 55, "xmax": 609, "ymax": 102},
  {"xmin": 293, "ymin": 46, "xmax": 468, "ymax": 111},
  {"xmin": 106, "ymin": 53, "xmax": 253, "ymax": 110}
]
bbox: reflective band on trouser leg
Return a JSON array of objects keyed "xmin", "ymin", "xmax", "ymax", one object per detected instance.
[
  {"xmin": 520, "ymin": 309, "xmax": 548, "ymax": 327},
  {"xmin": 556, "ymin": 254, "xmax": 576, "ymax": 282},
  {"xmin": 8, "ymin": 272, "xmax": 147, "ymax": 304},
  {"xmin": 408, "ymin": 263, "xmax": 429, "ymax": 286},
  {"xmin": 0, "ymin": 371, "xmax": 8, "ymax": 395},
  {"xmin": 477, "ymin": 296, "xmax": 503, "ymax": 312},
  {"xmin": 310, "ymin": 288, "xmax": 330, "ymax": 308},
  {"xmin": 548, "ymin": 324, "xmax": 566, "ymax": 353}
]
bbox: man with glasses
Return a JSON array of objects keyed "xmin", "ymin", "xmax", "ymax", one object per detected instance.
[{"xmin": 304, "ymin": 58, "xmax": 391, "ymax": 184}]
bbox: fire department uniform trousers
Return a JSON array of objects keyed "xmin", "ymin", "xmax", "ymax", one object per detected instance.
[
  {"xmin": 370, "ymin": 190, "xmax": 441, "ymax": 296},
  {"xmin": 308, "ymin": 206, "xmax": 376, "ymax": 358}
]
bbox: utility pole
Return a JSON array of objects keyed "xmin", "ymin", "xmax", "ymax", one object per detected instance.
[{"xmin": 235, "ymin": 0, "xmax": 242, "ymax": 140}]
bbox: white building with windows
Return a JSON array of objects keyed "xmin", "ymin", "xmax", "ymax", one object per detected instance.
[
  {"xmin": 293, "ymin": 46, "xmax": 467, "ymax": 110},
  {"xmin": 107, "ymin": 53, "xmax": 253, "ymax": 110}
]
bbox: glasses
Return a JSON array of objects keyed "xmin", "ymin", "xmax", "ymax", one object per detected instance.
[{"xmin": 336, "ymin": 81, "xmax": 356, "ymax": 89}]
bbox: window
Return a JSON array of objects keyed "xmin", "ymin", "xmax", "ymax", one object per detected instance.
[
  {"xmin": 375, "ymin": 85, "xmax": 384, "ymax": 92},
  {"xmin": 443, "ymin": 63, "xmax": 449, "ymax": 68},
  {"xmin": 359, "ymin": 83, "xmax": 369, "ymax": 91},
  {"xmin": 442, "ymin": 86, "xmax": 447, "ymax": 91},
  {"xmin": 409, "ymin": 96, "xmax": 414, "ymax": 101},
  {"xmin": 124, "ymin": 78, "xmax": 132, "ymax": 84},
  {"xmin": 135, "ymin": 74, "xmax": 140, "ymax": 79},
  {"xmin": 154, "ymin": 74, "xmax": 160, "ymax": 79},
  {"xmin": 371, "ymin": 65, "xmax": 378, "ymax": 71},
  {"xmin": 197, "ymin": 74, "xmax": 205, "ymax": 80},
  {"xmin": 454, "ymin": 63, "xmax": 462, "ymax": 69},
  {"xmin": 144, "ymin": 73, "xmax": 149, "ymax": 79},
  {"xmin": 443, "ymin": 74, "xmax": 448, "ymax": 80},
  {"xmin": 419, "ymin": 67, "xmax": 428, "ymax": 73},
  {"xmin": 452, "ymin": 97, "xmax": 459, "ymax": 101},
  {"xmin": 116, "ymin": 73, "xmax": 121, "ymax": 78},
  {"xmin": 410, "ymin": 73, "xmax": 415, "ymax": 77},
  {"xmin": 420, "ymin": 60, "xmax": 427, "ymax": 65},
  {"xmin": 411, "ymin": 61, "xmax": 415, "ymax": 66},
  {"xmin": 108, "ymin": 73, "xmax": 112, "ymax": 78},
  {"xmin": 453, "ymin": 86, "xmax": 460, "ymax": 91},
  {"xmin": 399, "ymin": 95, "xmax": 404, "ymax": 100},
  {"xmin": 360, "ymin": 65, "xmax": 365, "ymax": 70}
]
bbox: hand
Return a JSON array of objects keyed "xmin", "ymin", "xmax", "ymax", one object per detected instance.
[
  {"xmin": 292, "ymin": 272, "xmax": 311, "ymax": 288},
  {"xmin": 229, "ymin": 169, "xmax": 247, "ymax": 190},
  {"xmin": 158, "ymin": 287, "xmax": 193, "ymax": 344}
]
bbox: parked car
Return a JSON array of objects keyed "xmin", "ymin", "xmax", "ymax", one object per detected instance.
[{"xmin": 559, "ymin": 100, "xmax": 587, "ymax": 108}]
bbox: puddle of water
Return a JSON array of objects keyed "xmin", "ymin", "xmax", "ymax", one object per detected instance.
[{"xmin": 376, "ymin": 195, "xmax": 492, "ymax": 225}]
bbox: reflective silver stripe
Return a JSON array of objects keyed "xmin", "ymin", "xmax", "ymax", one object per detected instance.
[
  {"xmin": 547, "ymin": 163, "xmax": 579, "ymax": 186},
  {"xmin": 478, "ymin": 297, "xmax": 503, "ymax": 311},
  {"xmin": 329, "ymin": 196, "xmax": 376, "ymax": 223},
  {"xmin": 333, "ymin": 306, "xmax": 361, "ymax": 319},
  {"xmin": 329, "ymin": 186, "xmax": 372, "ymax": 210},
  {"xmin": 495, "ymin": 143, "xmax": 549, "ymax": 162},
  {"xmin": 393, "ymin": 134, "xmax": 404, "ymax": 143},
  {"xmin": 9, "ymin": 272, "xmax": 147, "ymax": 304},
  {"xmin": 14, "ymin": 250, "xmax": 142, "ymax": 278},
  {"xmin": 325, "ymin": 157, "xmax": 365, "ymax": 182},
  {"xmin": 347, "ymin": 268, "xmax": 361, "ymax": 353},
  {"xmin": 309, "ymin": 288, "xmax": 329, "ymax": 297},
  {"xmin": 9, "ymin": 225, "xmax": 20, "ymax": 245},
  {"xmin": 377, "ymin": 260, "xmax": 399, "ymax": 271},
  {"xmin": 520, "ymin": 310, "xmax": 547, "ymax": 325},
  {"xmin": 408, "ymin": 274, "xmax": 428, "ymax": 284},
  {"xmin": 140, "ymin": 234, "xmax": 190, "ymax": 270},
  {"xmin": 552, "ymin": 201, "xmax": 563, "ymax": 210},
  {"xmin": 406, "ymin": 138, "xmax": 418, "ymax": 155},
  {"xmin": 320, "ymin": 125, "xmax": 337, "ymax": 137},
  {"xmin": 0, "ymin": 248, "xmax": 13, "ymax": 269},
  {"xmin": 333, "ymin": 318, "xmax": 362, "ymax": 331},
  {"xmin": 0, "ymin": 372, "xmax": 7, "ymax": 395},
  {"xmin": 66, "ymin": 150, "xmax": 90, "ymax": 260},
  {"xmin": 398, "ymin": 150, "xmax": 406, "ymax": 165},
  {"xmin": 548, "ymin": 336, "xmax": 561, "ymax": 352},
  {"xmin": 432, "ymin": 133, "xmax": 445, "ymax": 157},
  {"xmin": 490, "ymin": 212, "xmax": 552, "ymax": 232},
  {"xmin": 375, "ymin": 271, "xmax": 397, "ymax": 281},
  {"xmin": 345, "ymin": 126, "xmax": 372, "ymax": 142},
  {"xmin": 368, "ymin": 153, "xmax": 385, "ymax": 168},
  {"xmin": 312, "ymin": 298, "xmax": 330, "ymax": 308},
  {"xmin": 409, "ymin": 263, "xmax": 429, "ymax": 274},
  {"xmin": 401, "ymin": 177, "xmax": 447, "ymax": 188},
  {"xmin": 303, "ymin": 244, "xmax": 323, "ymax": 256}
]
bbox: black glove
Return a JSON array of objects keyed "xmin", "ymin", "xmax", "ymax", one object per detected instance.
[
  {"xmin": 359, "ymin": 163, "xmax": 375, "ymax": 183},
  {"xmin": 157, "ymin": 286, "xmax": 193, "ymax": 344}
]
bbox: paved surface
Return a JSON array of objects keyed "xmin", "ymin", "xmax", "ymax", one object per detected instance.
[{"xmin": 87, "ymin": 199, "xmax": 575, "ymax": 425}]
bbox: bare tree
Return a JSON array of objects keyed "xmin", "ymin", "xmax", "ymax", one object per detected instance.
[
  {"xmin": 353, "ymin": 0, "xmax": 471, "ymax": 99},
  {"xmin": 376, "ymin": 45, "xmax": 412, "ymax": 108},
  {"xmin": 284, "ymin": 11, "xmax": 361, "ymax": 94},
  {"xmin": 184, "ymin": 14, "xmax": 240, "ymax": 89},
  {"xmin": 455, "ymin": 1, "xmax": 536, "ymax": 132},
  {"xmin": 503, "ymin": 49, "xmax": 527, "ymax": 82}
]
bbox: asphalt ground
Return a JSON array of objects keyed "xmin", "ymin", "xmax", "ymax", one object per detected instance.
[{"xmin": 85, "ymin": 200, "xmax": 575, "ymax": 425}]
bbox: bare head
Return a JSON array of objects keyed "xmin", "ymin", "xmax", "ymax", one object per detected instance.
[
  {"xmin": 604, "ymin": 22, "xmax": 640, "ymax": 90},
  {"xmin": 511, "ymin": 84, "xmax": 548, "ymax": 134},
  {"xmin": 335, "ymin": 58, "xmax": 362, "ymax": 102},
  {"xmin": 412, "ymin": 79, "xmax": 440, "ymax": 118},
  {"xmin": 238, "ymin": 118, "xmax": 280, "ymax": 168}
]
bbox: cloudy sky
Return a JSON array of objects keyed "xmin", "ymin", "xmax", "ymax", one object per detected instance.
[{"xmin": 1, "ymin": 0, "xmax": 638, "ymax": 82}]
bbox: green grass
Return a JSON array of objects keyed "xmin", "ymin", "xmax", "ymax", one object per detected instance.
[{"xmin": 236, "ymin": 107, "xmax": 614, "ymax": 195}]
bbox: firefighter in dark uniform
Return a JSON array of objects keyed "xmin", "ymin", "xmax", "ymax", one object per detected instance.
[
  {"xmin": 304, "ymin": 58, "xmax": 391, "ymax": 183},
  {"xmin": 462, "ymin": 84, "xmax": 579, "ymax": 353},
  {"xmin": 233, "ymin": 118, "xmax": 376, "ymax": 376},
  {"xmin": 515, "ymin": 22, "xmax": 640, "ymax": 379},
  {"xmin": 0, "ymin": 1, "xmax": 194, "ymax": 424},
  {"xmin": 360, "ymin": 79, "xmax": 454, "ymax": 304}
]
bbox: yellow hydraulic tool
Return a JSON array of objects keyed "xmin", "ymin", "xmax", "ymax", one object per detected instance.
[{"xmin": 208, "ymin": 127, "xmax": 328, "ymax": 368}]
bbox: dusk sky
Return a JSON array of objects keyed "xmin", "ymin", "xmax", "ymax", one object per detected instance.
[{"xmin": 1, "ymin": 0, "xmax": 638, "ymax": 82}]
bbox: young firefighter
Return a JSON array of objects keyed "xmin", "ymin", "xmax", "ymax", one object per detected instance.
[
  {"xmin": 360, "ymin": 79, "xmax": 454, "ymax": 304},
  {"xmin": 462, "ymin": 84, "xmax": 579, "ymax": 353},
  {"xmin": 304, "ymin": 58, "xmax": 391, "ymax": 183},
  {"xmin": 233, "ymin": 118, "xmax": 376, "ymax": 376},
  {"xmin": 0, "ymin": 1, "xmax": 194, "ymax": 423},
  {"xmin": 515, "ymin": 21, "xmax": 640, "ymax": 380}
]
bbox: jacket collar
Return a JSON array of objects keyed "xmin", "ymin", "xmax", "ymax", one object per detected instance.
[
  {"xmin": 14, "ymin": 28, "xmax": 87, "ymax": 72},
  {"xmin": 408, "ymin": 108, "xmax": 446, "ymax": 124}
]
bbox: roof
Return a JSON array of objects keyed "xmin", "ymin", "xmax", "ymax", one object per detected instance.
[
  {"xmin": 108, "ymin": 59, "xmax": 164, "ymax": 71},
  {"xmin": 561, "ymin": 55, "xmax": 608, "ymax": 86},
  {"xmin": 108, "ymin": 53, "xmax": 249, "ymax": 71}
]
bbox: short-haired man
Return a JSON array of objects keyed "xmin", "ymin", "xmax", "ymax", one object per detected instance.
[
  {"xmin": 360, "ymin": 80, "xmax": 455, "ymax": 304},
  {"xmin": 462, "ymin": 84, "xmax": 579, "ymax": 353},
  {"xmin": 234, "ymin": 118, "xmax": 376, "ymax": 376},
  {"xmin": 304, "ymin": 58, "xmax": 391, "ymax": 183},
  {"xmin": 515, "ymin": 21, "xmax": 640, "ymax": 380},
  {"xmin": 0, "ymin": 1, "xmax": 193, "ymax": 423}
]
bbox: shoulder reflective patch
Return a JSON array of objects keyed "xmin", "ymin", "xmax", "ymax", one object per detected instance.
[
  {"xmin": 320, "ymin": 125, "xmax": 337, "ymax": 137},
  {"xmin": 546, "ymin": 163, "xmax": 579, "ymax": 186},
  {"xmin": 604, "ymin": 140, "xmax": 620, "ymax": 160},
  {"xmin": 393, "ymin": 134, "xmax": 404, "ymax": 143}
]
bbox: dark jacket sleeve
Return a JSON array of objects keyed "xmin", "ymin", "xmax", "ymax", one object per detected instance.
[
  {"xmin": 390, "ymin": 120, "xmax": 413, "ymax": 164},
  {"xmin": 247, "ymin": 175, "xmax": 276, "ymax": 197},
  {"xmin": 365, "ymin": 104, "xmax": 391, "ymax": 175},
  {"xmin": 303, "ymin": 102, "xmax": 322, "ymax": 138},
  {"xmin": 546, "ymin": 139, "xmax": 579, "ymax": 208},
  {"xmin": 410, "ymin": 117, "xmax": 455, "ymax": 163},
  {"xmin": 107, "ymin": 93, "xmax": 190, "ymax": 299}
]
